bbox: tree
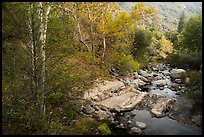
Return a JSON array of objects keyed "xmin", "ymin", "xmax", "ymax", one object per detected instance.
[
  {"xmin": 27, "ymin": 2, "xmax": 51, "ymax": 134},
  {"xmin": 179, "ymin": 15, "xmax": 202, "ymax": 53},
  {"xmin": 177, "ymin": 11, "xmax": 186, "ymax": 33}
]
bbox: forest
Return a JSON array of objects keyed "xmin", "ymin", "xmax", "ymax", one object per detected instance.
[{"xmin": 2, "ymin": 2, "xmax": 202, "ymax": 135}]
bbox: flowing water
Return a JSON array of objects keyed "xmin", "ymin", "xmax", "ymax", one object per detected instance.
[
  {"xmin": 119, "ymin": 64, "xmax": 202, "ymax": 135},
  {"xmin": 131, "ymin": 109, "xmax": 202, "ymax": 135}
]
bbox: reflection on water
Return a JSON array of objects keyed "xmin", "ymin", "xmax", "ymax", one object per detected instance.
[{"xmin": 130, "ymin": 109, "xmax": 202, "ymax": 135}]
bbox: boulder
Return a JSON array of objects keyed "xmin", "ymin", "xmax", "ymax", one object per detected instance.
[
  {"xmin": 139, "ymin": 75, "xmax": 149, "ymax": 82},
  {"xmin": 150, "ymin": 98, "xmax": 177, "ymax": 118},
  {"xmin": 170, "ymin": 69, "xmax": 186, "ymax": 79},
  {"xmin": 83, "ymin": 80, "xmax": 125, "ymax": 99},
  {"xmin": 152, "ymin": 79, "xmax": 167, "ymax": 87},
  {"xmin": 99, "ymin": 91, "xmax": 147, "ymax": 112},
  {"xmin": 138, "ymin": 70, "xmax": 153, "ymax": 78},
  {"xmin": 138, "ymin": 70, "xmax": 148, "ymax": 77},
  {"xmin": 131, "ymin": 79, "xmax": 146, "ymax": 87}
]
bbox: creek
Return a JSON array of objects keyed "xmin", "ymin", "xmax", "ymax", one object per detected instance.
[{"xmin": 82, "ymin": 63, "xmax": 202, "ymax": 135}]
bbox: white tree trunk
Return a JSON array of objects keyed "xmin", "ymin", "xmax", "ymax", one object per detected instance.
[
  {"xmin": 102, "ymin": 34, "xmax": 106, "ymax": 59},
  {"xmin": 38, "ymin": 2, "xmax": 51, "ymax": 115},
  {"xmin": 28, "ymin": 3, "xmax": 35, "ymax": 93}
]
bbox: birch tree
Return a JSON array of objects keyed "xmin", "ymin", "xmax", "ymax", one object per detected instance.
[{"xmin": 28, "ymin": 2, "xmax": 51, "ymax": 134}]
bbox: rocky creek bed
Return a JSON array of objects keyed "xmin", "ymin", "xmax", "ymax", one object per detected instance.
[{"xmin": 80, "ymin": 63, "xmax": 202, "ymax": 135}]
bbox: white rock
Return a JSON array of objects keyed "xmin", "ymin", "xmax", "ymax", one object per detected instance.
[
  {"xmin": 136, "ymin": 122, "xmax": 147, "ymax": 129},
  {"xmin": 170, "ymin": 69, "xmax": 186, "ymax": 79},
  {"xmin": 130, "ymin": 127, "xmax": 142, "ymax": 134}
]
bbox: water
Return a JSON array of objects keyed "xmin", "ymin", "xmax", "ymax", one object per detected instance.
[
  {"xmin": 130, "ymin": 109, "xmax": 202, "ymax": 135},
  {"xmin": 148, "ymin": 88, "xmax": 177, "ymax": 97}
]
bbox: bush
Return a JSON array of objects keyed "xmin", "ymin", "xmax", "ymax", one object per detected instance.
[
  {"xmin": 117, "ymin": 53, "xmax": 140, "ymax": 75},
  {"xmin": 98, "ymin": 123, "xmax": 111, "ymax": 135},
  {"xmin": 165, "ymin": 52, "xmax": 202, "ymax": 70},
  {"xmin": 180, "ymin": 70, "xmax": 202, "ymax": 91}
]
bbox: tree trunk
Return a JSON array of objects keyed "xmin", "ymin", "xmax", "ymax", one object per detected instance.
[
  {"xmin": 102, "ymin": 34, "xmax": 106, "ymax": 60},
  {"xmin": 85, "ymin": 3, "xmax": 94, "ymax": 53},
  {"xmin": 74, "ymin": 14, "xmax": 90, "ymax": 52},
  {"xmin": 28, "ymin": 2, "xmax": 51, "ymax": 134}
]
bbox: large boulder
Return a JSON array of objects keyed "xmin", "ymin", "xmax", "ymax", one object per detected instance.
[
  {"xmin": 170, "ymin": 69, "xmax": 186, "ymax": 79},
  {"xmin": 150, "ymin": 97, "xmax": 177, "ymax": 118},
  {"xmin": 99, "ymin": 91, "xmax": 148, "ymax": 112},
  {"xmin": 83, "ymin": 80, "xmax": 125, "ymax": 99}
]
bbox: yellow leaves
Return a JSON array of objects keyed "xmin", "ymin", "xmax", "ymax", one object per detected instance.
[{"xmin": 131, "ymin": 2, "xmax": 156, "ymax": 22}]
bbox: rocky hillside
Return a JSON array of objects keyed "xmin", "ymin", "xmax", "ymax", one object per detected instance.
[{"xmin": 118, "ymin": 2, "xmax": 202, "ymax": 31}]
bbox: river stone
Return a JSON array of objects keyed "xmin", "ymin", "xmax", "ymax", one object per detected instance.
[
  {"xmin": 174, "ymin": 79, "xmax": 182, "ymax": 84},
  {"xmin": 170, "ymin": 69, "xmax": 186, "ymax": 79},
  {"xmin": 153, "ymin": 79, "xmax": 167, "ymax": 87},
  {"xmin": 95, "ymin": 110, "xmax": 110, "ymax": 120},
  {"xmin": 130, "ymin": 127, "xmax": 142, "ymax": 134},
  {"xmin": 150, "ymin": 98, "xmax": 177, "ymax": 118},
  {"xmin": 162, "ymin": 70, "xmax": 170, "ymax": 76},
  {"xmin": 82, "ymin": 105, "xmax": 95, "ymax": 114},
  {"xmin": 159, "ymin": 86, "xmax": 164, "ymax": 90},
  {"xmin": 92, "ymin": 105, "xmax": 100, "ymax": 111},
  {"xmin": 133, "ymin": 72, "xmax": 139, "ymax": 79},
  {"xmin": 136, "ymin": 122, "xmax": 147, "ymax": 129},
  {"xmin": 175, "ymin": 92, "xmax": 181, "ymax": 95},
  {"xmin": 138, "ymin": 70, "xmax": 148, "ymax": 77},
  {"xmin": 116, "ymin": 123, "xmax": 125, "ymax": 129},
  {"xmin": 131, "ymin": 79, "xmax": 146, "ymax": 87},
  {"xmin": 127, "ymin": 120, "xmax": 134, "ymax": 127},
  {"xmin": 92, "ymin": 95, "xmax": 101, "ymax": 102},
  {"xmin": 83, "ymin": 80, "xmax": 125, "ymax": 99},
  {"xmin": 139, "ymin": 75, "xmax": 149, "ymax": 82}
]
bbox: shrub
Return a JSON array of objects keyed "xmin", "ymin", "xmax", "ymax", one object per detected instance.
[
  {"xmin": 180, "ymin": 70, "xmax": 202, "ymax": 91},
  {"xmin": 165, "ymin": 52, "xmax": 202, "ymax": 70},
  {"xmin": 98, "ymin": 123, "xmax": 111, "ymax": 135},
  {"xmin": 117, "ymin": 53, "xmax": 140, "ymax": 75}
]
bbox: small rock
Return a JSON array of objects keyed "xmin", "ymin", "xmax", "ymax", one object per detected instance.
[
  {"xmin": 174, "ymin": 79, "xmax": 182, "ymax": 84},
  {"xmin": 99, "ymin": 105, "xmax": 108, "ymax": 111},
  {"xmin": 133, "ymin": 72, "xmax": 139, "ymax": 79},
  {"xmin": 175, "ymin": 92, "xmax": 181, "ymax": 95},
  {"xmin": 136, "ymin": 122, "xmax": 147, "ymax": 129},
  {"xmin": 82, "ymin": 105, "xmax": 95, "ymax": 114},
  {"xmin": 130, "ymin": 127, "xmax": 142, "ymax": 134},
  {"xmin": 159, "ymin": 86, "xmax": 164, "ymax": 90},
  {"xmin": 139, "ymin": 75, "xmax": 149, "ymax": 82},
  {"xmin": 92, "ymin": 105, "xmax": 100, "ymax": 111},
  {"xmin": 127, "ymin": 120, "xmax": 134, "ymax": 127},
  {"xmin": 130, "ymin": 112, "xmax": 136, "ymax": 117},
  {"xmin": 92, "ymin": 96, "xmax": 101, "ymax": 102},
  {"xmin": 185, "ymin": 77, "xmax": 190, "ymax": 84},
  {"xmin": 116, "ymin": 123, "xmax": 125, "ymax": 129}
]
